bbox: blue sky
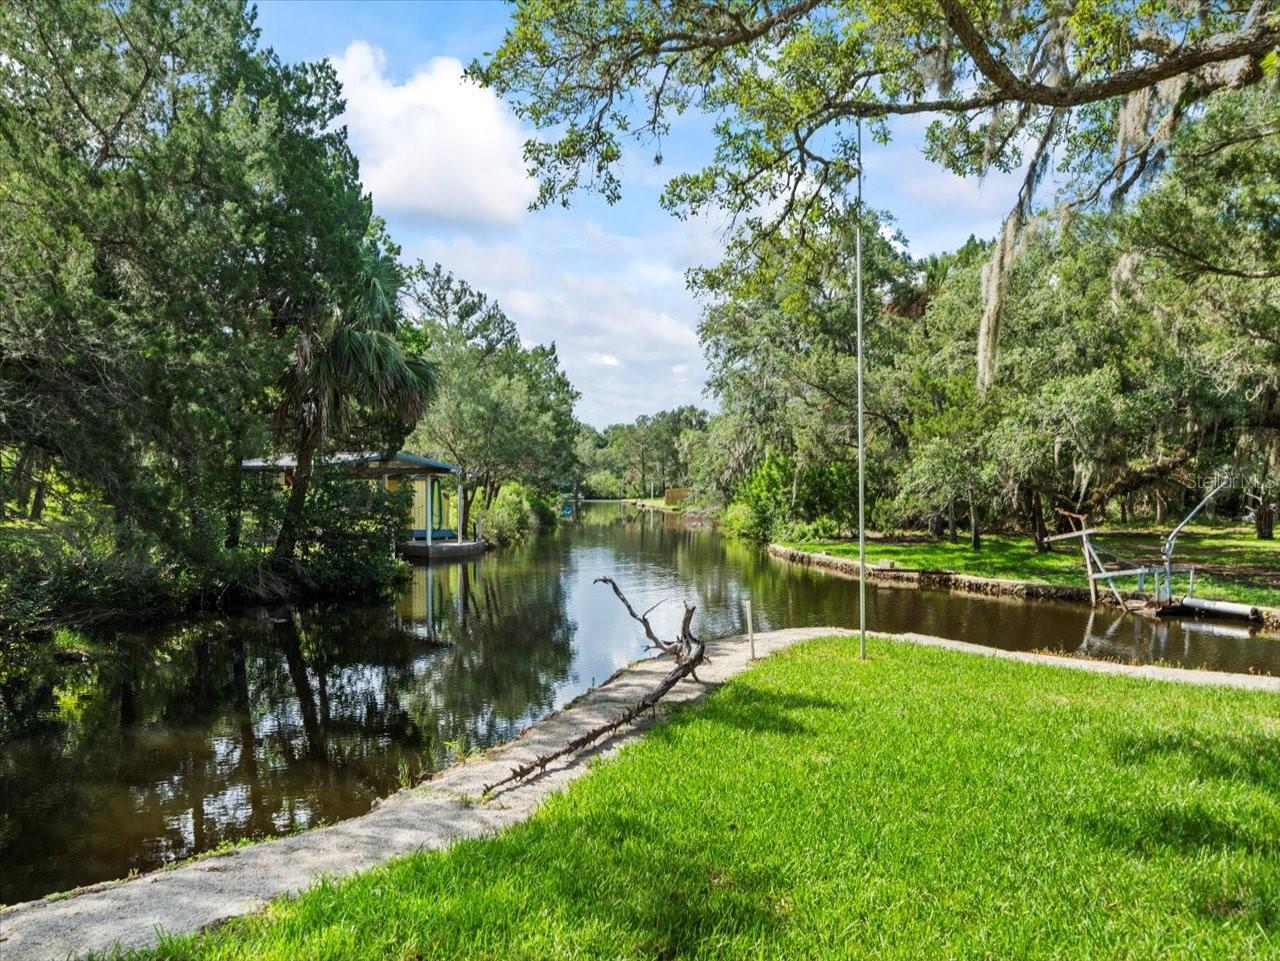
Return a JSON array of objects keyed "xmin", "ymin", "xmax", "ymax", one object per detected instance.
[{"xmin": 255, "ymin": 0, "xmax": 1024, "ymax": 427}]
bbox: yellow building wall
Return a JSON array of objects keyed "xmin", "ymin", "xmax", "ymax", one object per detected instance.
[
  {"xmin": 412, "ymin": 478, "xmax": 428, "ymax": 529},
  {"xmin": 386, "ymin": 476, "xmax": 428, "ymax": 530}
]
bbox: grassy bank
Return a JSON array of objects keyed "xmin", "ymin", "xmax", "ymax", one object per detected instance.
[
  {"xmin": 783, "ymin": 527, "xmax": 1280, "ymax": 609},
  {"xmin": 132, "ymin": 637, "xmax": 1280, "ymax": 960}
]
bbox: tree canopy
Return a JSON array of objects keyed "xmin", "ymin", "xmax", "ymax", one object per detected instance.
[
  {"xmin": 475, "ymin": 0, "xmax": 1280, "ymax": 383},
  {"xmin": 0, "ymin": 1, "xmax": 572, "ymax": 632},
  {"xmin": 666, "ymin": 83, "xmax": 1280, "ymax": 545},
  {"xmin": 404, "ymin": 265, "xmax": 580, "ymax": 535}
]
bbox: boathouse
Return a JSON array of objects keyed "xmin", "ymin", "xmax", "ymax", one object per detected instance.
[{"xmin": 240, "ymin": 451, "xmax": 486, "ymax": 559}]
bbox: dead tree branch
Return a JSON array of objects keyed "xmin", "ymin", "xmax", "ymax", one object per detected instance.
[{"xmin": 482, "ymin": 579, "xmax": 705, "ymax": 795}]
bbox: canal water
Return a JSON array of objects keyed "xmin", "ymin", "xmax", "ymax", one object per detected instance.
[{"xmin": 2, "ymin": 502, "xmax": 1277, "ymax": 904}]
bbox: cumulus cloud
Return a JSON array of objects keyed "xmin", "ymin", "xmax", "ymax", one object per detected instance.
[
  {"xmin": 412, "ymin": 219, "xmax": 712, "ymax": 426},
  {"xmin": 327, "ymin": 40, "xmax": 725, "ymax": 424},
  {"xmin": 331, "ymin": 42, "xmax": 536, "ymax": 225}
]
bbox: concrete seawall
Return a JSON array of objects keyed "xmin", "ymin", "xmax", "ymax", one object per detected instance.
[{"xmin": 767, "ymin": 543, "xmax": 1280, "ymax": 633}]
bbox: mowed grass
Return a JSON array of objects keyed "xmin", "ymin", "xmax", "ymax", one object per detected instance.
[
  {"xmin": 785, "ymin": 526, "xmax": 1280, "ymax": 609},
  {"xmin": 129, "ymin": 637, "xmax": 1280, "ymax": 960}
]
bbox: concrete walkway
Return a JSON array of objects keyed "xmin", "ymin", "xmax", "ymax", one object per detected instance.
[{"xmin": 3, "ymin": 627, "xmax": 1278, "ymax": 960}]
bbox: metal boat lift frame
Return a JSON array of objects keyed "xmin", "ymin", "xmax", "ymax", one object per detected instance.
[{"xmin": 1047, "ymin": 478, "xmax": 1258, "ymax": 619}]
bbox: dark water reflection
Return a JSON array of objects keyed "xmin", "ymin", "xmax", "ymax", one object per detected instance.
[{"xmin": 2, "ymin": 502, "xmax": 1277, "ymax": 903}]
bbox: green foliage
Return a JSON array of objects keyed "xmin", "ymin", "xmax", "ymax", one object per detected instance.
[
  {"xmin": 0, "ymin": 521, "xmax": 244, "ymax": 637},
  {"xmin": 404, "ymin": 266, "xmax": 579, "ymax": 536},
  {"xmin": 576, "ymin": 406, "xmax": 710, "ymax": 500},
  {"xmin": 289, "ymin": 471, "xmax": 411, "ymax": 598},
  {"xmin": 475, "ymin": 1, "xmax": 1280, "ymax": 550},
  {"xmin": 0, "ymin": 468, "xmax": 411, "ymax": 636},
  {"xmin": 776, "ymin": 516, "xmax": 843, "ymax": 543},
  {"xmin": 1130, "ymin": 86, "xmax": 1280, "ymax": 284},
  {"xmin": 476, "ymin": 482, "xmax": 558, "ymax": 547},
  {"xmin": 716, "ymin": 504, "xmax": 752, "ymax": 542},
  {"xmin": 723, "ymin": 453, "xmax": 862, "ymax": 543},
  {"xmin": 134, "ymin": 637, "xmax": 1280, "ymax": 960},
  {"xmin": 0, "ymin": 527, "xmax": 250, "ymax": 637},
  {"xmin": 583, "ymin": 469, "xmax": 621, "ymax": 499},
  {"xmin": 476, "ymin": 0, "xmax": 1275, "ymax": 295},
  {"xmin": 717, "ymin": 502, "xmax": 759, "ymax": 541},
  {"xmin": 0, "ymin": 4, "xmax": 505, "ymax": 631},
  {"xmin": 678, "ymin": 88, "xmax": 1280, "ymax": 548},
  {"xmin": 730, "ymin": 453, "xmax": 794, "ymax": 543}
]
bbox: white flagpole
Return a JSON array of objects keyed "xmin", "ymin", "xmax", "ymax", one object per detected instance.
[{"xmin": 856, "ymin": 118, "xmax": 866, "ymax": 661}]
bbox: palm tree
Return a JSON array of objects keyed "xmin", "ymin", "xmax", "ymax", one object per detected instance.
[{"xmin": 272, "ymin": 244, "xmax": 439, "ymax": 561}]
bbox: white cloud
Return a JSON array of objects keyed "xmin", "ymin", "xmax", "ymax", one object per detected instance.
[
  {"xmin": 331, "ymin": 42, "xmax": 536, "ymax": 225},
  {"xmin": 328, "ymin": 38, "xmax": 725, "ymax": 426},
  {"xmin": 897, "ymin": 167, "xmax": 1023, "ymax": 219},
  {"xmin": 411, "ymin": 218, "xmax": 711, "ymax": 426}
]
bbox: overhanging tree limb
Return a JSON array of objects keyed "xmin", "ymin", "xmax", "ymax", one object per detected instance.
[
  {"xmin": 938, "ymin": 0, "xmax": 1279, "ymax": 110},
  {"xmin": 1072, "ymin": 440, "xmax": 1200, "ymax": 516}
]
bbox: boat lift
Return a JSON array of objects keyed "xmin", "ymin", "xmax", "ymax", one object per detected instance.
[{"xmin": 1048, "ymin": 478, "xmax": 1261, "ymax": 621}]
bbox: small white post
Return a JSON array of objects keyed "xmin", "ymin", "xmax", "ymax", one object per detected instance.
[{"xmin": 746, "ymin": 598, "xmax": 755, "ymax": 660}]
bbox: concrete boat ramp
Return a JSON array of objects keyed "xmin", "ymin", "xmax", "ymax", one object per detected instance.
[{"xmin": 4, "ymin": 627, "xmax": 1278, "ymax": 960}]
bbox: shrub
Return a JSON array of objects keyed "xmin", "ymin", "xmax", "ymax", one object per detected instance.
[
  {"xmin": 719, "ymin": 501, "xmax": 763, "ymax": 540},
  {"xmin": 0, "ymin": 530, "xmax": 198, "ymax": 635},
  {"xmin": 727, "ymin": 454, "xmax": 863, "ymax": 542},
  {"xmin": 525, "ymin": 487, "xmax": 560, "ymax": 530},
  {"xmin": 777, "ymin": 516, "xmax": 844, "ymax": 542},
  {"xmin": 476, "ymin": 482, "xmax": 561, "ymax": 546},
  {"xmin": 725, "ymin": 453, "xmax": 792, "ymax": 541},
  {"xmin": 292, "ymin": 470, "xmax": 410, "ymax": 598},
  {"xmin": 0, "ymin": 468, "xmax": 414, "ymax": 638},
  {"xmin": 584, "ymin": 470, "xmax": 620, "ymax": 499},
  {"xmin": 478, "ymin": 484, "xmax": 533, "ymax": 545}
]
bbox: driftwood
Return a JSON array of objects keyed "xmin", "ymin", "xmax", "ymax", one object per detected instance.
[
  {"xmin": 592, "ymin": 575, "xmax": 703, "ymax": 679},
  {"xmin": 482, "ymin": 577, "xmax": 705, "ymax": 795}
]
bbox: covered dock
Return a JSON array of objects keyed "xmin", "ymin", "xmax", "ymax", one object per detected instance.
[{"xmin": 241, "ymin": 451, "xmax": 487, "ymax": 559}]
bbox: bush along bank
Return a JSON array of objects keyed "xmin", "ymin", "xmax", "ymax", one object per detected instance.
[
  {"xmin": 0, "ymin": 470, "xmax": 412, "ymax": 640},
  {"xmin": 475, "ymin": 482, "xmax": 560, "ymax": 546}
]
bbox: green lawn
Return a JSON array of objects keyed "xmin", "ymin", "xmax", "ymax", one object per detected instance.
[
  {"xmin": 784, "ymin": 526, "xmax": 1280, "ymax": 609},
  {"xmin": 132, "ymin": 637, "xmax": 1280, "ymax": 960}
]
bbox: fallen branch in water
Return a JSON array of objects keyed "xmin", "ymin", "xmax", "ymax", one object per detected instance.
[
  {"xmin": 592, "ymin": 575, "xmax": 703, "ymax": 679},
  {"xmin": 482, "ymin": 578, "xmax": 704, "ymax": 795}
]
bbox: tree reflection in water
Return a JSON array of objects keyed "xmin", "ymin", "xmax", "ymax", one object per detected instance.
[{"xmin": 0, "ymin": 551, "xmax": 575, "ymax": 905}]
